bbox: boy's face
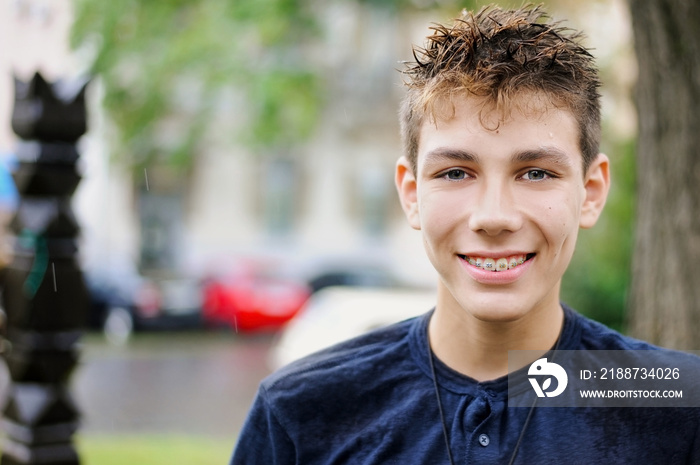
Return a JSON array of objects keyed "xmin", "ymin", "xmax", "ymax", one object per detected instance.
[{"xmin": 396, "ymin": 94, "xmax": 609, "ymax": 323}]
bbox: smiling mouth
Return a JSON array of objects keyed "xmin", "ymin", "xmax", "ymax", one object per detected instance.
[{"xmin": 457, "ymin": 253, "xmax": 536, "ymax": 272}]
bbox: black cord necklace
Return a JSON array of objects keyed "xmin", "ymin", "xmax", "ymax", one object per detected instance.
[
  {"xmin": 427, "ymin": 346, "xmax": 456, "ymax": 465},
  {"xmin": 426, "ymin": 326, "xmax": 562, "ymax": 465}
]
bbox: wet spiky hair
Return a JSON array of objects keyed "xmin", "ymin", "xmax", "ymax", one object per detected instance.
[{"xmin": 399, "ymin": 4, "xmax": 601, "ymax": 174}]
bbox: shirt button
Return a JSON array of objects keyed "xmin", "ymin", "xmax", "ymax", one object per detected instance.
[{"xmin": 478, "ymin": 434, "xmax": 490, "ymax": 447}]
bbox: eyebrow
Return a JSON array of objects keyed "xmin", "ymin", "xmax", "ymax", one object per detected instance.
[
  {"xmin": 423, "ymin": 148, "xmax": 479, "ymax": 165},
  {"xmin": 511, "ymin": 147, "xmax": 574, "ymax": 168}
]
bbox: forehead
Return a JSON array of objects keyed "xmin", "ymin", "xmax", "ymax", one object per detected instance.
[{"xmin": 417, "ymin": 93, "xmax": 583, "ymax": 170}]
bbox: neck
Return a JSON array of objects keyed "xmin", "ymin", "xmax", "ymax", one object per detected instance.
[{"xmin": 428, "ymin": 288, "xmax": 564, "ymax": 382}]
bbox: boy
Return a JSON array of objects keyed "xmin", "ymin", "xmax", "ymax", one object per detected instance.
[{"xmin": 231, "ymin": 5, "xmax": 700, "ymax": 463}]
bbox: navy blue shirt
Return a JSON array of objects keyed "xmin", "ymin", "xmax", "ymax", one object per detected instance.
[{"xmin": 231, "ymin": 305, "xmax": 700, "ymax": 464}]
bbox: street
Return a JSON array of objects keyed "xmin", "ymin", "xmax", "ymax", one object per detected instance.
[{"xmin": 72, "ymin": 330, "xmax": 274, "ymax": 439}]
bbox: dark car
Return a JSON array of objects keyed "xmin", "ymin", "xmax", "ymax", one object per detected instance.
[
  {"xmin": 306, "ymin": 266, "xmax": 398, "ymax": 294},
  {"xmin": 86, "ymin": 268, "xmax": 202, "ymax": 344}
]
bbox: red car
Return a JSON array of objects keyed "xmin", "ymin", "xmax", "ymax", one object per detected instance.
[{"xmin": 202, "ymin": 260, "xmax": 311, "ymax": 333}]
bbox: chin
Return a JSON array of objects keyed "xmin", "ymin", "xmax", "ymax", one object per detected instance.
[
  {"xmin": 437, "ymin": 279, "xmax": 558, "ymax": 324},
  {"xmin": 452, "ymin": 290, "xmax": 541, "ymax": 324},
  {"xmin": 467, "ymin": 304, "xmax": 532, "ymax": 323}
]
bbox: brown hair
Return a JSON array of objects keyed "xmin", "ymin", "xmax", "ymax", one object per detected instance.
[{"xmin": 400, "ymin": 4, "xmax": 601, "ymax": 174}]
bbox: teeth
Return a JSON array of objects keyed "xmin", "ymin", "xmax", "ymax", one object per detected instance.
[{"xmin": 463, "ymin": 254, "xmax": 530, "ymax": 272}]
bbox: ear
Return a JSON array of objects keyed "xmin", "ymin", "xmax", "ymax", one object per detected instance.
[
  {"xmin": 395, "ymin": 156, "xmax": 421, "ymax": 230},
  {"xmin": 579, "ymin": 153, "xmax": 610, "ymax": 229}
]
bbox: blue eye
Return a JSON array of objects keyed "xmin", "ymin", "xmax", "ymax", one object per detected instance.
[
  {"xmin": 524, "ymin": 169, "xmax": 549, "ymax": 181},
  {"xmin": 444, "ymin": 169, "xmax": 466, "ymax": 180}
]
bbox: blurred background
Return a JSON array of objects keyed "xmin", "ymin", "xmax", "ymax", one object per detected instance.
[{"xmin": 0, "ymin": 0, "xmax": 639, "ymax": 463}]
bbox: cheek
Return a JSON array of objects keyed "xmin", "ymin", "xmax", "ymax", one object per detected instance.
[
  {"xmin": 419, "ymin": 192, "xmax": 464, "ymax": 241},
  {"xmin": 539, "ymin": 201, "xmax": 581, "ymax": 257},
  {"xmin": 540, "ymin": 188, "xmax": 582, "ymax": 227}
]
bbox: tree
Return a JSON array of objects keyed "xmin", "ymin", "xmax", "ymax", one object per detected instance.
[
  {"xmin": 70, "ymin": 0, "xmax": 323, "ymax": 173},
  {"xmin": 627, "ymin": 0, "xmax": 700, "ymax": 349}
]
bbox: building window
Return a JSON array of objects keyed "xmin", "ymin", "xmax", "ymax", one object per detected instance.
[{"xmin": 261, "ymin": 157, "xmax": 297, "ymax": 237}]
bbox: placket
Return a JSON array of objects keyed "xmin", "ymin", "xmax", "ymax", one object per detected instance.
[{"xmin": 452, "ymin": 387, "xmax": 504, "ymax": 464}]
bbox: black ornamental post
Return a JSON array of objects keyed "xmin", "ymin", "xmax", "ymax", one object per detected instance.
[{"xmin": 1, "ymin": 72, "xmax": 89, "ymax": 465}]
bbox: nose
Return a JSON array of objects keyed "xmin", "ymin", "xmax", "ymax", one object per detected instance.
[{"xmin": 468, "ymin": 180, "xmax": 522, "ymax": 236}]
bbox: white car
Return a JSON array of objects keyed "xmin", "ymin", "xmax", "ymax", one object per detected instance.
[{"xmin": 269, "ymin": 286, "xmax": 436, "ymax": 370}]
